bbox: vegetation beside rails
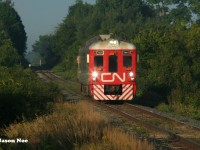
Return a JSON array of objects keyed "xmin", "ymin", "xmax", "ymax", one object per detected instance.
[
  {"xmin": 1, "ymin": 101, "xmax": 154, "ymax": 150},
  {"xmin": 134, "ymin": 90, "xmax": 200, "ymax": 120},
  {"xmin": 0, "ymin": 67, "xmax": 59, "ymax": 127},
  {"xmin": 52, "ymin": 65, "xmax": 77, "ymax": 81},
  {"xmin": 156, "ymin": 103, "xmax": 200, "ymax": 120}
]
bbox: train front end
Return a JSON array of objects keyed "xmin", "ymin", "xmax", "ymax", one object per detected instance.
[{"xmin": 88, "ymin": 37, "xmax": 137, "ymax": 100}]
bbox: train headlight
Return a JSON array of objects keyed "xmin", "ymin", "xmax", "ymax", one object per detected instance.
[
  {"xmin": 92, "ymin": 71, "xmax": 98, "ymax": 81},
  {"xmin": 129, "ymin": 72, "xmax": 134, "ymax": 77},
  {"xmin": 129, "ymin": 72, "xmax": 135, "ymax": 81},
  {"xmin": 92, "ymin": 71, "xmax": 98, "ymax": 78}
]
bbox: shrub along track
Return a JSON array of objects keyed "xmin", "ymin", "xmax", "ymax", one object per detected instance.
[{"xmin": 36, "ymin": 70, "xmax": 200, "ymax": 150}]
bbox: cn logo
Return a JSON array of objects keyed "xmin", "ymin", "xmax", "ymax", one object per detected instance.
[{"xmin": 101, "ymin": 73, "xmax": 126, "ymax": 82}]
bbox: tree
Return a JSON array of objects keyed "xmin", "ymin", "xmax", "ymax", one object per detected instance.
[
  {"xmin": 146, "ymin": 0, "xmax": 172, "ymax": 16},
  {"xmin": 32, "ymin": 35, "xmax": 59, "ymax": 68},
  {"xmin": 0, "ymin": 23, "xmax": 20, "ymax": 67},
  {"xmin": 146, "ymin": 0, "xmax": 191, "ymax": 23},
  {"xmin": 0, "ymin": 1, "xmax": 27, "ymax": 56},
  {"xmin": 168, "ymin": 2, "xmax": 191, "ymax": 23},
  {"xmin": 189, "ymin": 0, "xmax": 200, "ymax": 21}
]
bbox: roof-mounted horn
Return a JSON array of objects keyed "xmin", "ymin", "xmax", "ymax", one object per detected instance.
[{"xmin": 99, "ymin": 34, "xmax": 111, "ymax": 41}]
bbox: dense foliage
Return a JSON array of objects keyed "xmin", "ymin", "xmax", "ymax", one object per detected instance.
[
  {"xmin": 0, "ymin": 0, "xmax": 59, "ymax": 127},
  {"xmin": 0, "ymin": 0, "xmax": 27, "ymax": 56},
  {"xmin": 0, "ymin": 67, "xmax": 59, "ymax": 126},
  {"xmin": 0, "ymin": 23, "xmax": 21, "ymax": 67},
  {"xmin": 0, "ymin": 0, "xmax": 27, "ymax": 66},
  {"xmin": 133, "ymin": 24, "xmax": 200, "ymax": 107},
  {"xmin": 31, "ymin": 0, "xmax": 200, "ymax": 116}
]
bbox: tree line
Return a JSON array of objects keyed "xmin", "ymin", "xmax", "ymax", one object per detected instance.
[{"xmin": 0, "ymin": 0, "xmax": 59, "ymax": 127}]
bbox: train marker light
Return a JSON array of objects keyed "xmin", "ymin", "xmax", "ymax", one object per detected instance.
[
  {"xmin": 131, "ymin": 77, "xmax": 135, "ymax": 81},
  {"xmin": 96, "ymin": 51, "xmax": 104, "ymax": 55},
  {"xmin": 123, "ymin": 51, "xmax": 131, "ymax": 55}
]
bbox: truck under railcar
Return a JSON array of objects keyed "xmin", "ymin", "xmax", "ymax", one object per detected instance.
[{"xmin": 77, "ymin": 34, "xmax": 137, "ymax": 100}]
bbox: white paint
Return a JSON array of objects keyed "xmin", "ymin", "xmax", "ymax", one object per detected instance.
[
  {"xmin": 93, "ymin": 84, "xmax": 133, "ymax": 100},
  {"xmin": 87, "ymin": 54, "xmax": 89, "ymax": 63},
  {"xmin": 101, "ymin": 73, "xmax": 126, "ymax": 82}
]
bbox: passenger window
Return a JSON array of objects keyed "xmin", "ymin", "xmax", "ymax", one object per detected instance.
[
  {"xmin": 94, "ymin": 56, "xmax": 103, "ymax": 67},
  {"xmin": 123, "ymin": 56, "xmax": 132, "ymax": 67}
]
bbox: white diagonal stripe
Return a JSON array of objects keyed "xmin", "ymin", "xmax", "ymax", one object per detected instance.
[
  {"xmin": 119, "ymin": 84, "xmax": 131, "ymax": 99},
  {"xmin": 94, "ymin": 85, "xmax": 107, "ymax": 100},
  {"xmin": 124, "ymin": 88, "xmax": 133, "ymax": 100},
  {"xmin": 94, "ymin": 90, "xmax": 104, "ymax": 100},
  {"xmin": 124, "ymin": 85, "xmax": 133, "ymax": 100}
]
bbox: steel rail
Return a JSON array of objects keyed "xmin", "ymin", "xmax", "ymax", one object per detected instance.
[
  {"xmin": 125, "ymin": 103, "xmax": 200, "ymax": 132},
  {"xmin": 93, "ymin": 102, "xmax": 200, "ymax": 150}
]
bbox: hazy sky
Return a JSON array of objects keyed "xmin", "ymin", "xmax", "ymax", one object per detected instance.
[{"xmin": 11, "ymin": 0, "xmax": 96, "ymax": 52}]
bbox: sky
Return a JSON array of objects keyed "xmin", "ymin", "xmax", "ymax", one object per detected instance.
[{"xmin": 11, "ymin": 0, "xmax": 96, "ymax": 52}]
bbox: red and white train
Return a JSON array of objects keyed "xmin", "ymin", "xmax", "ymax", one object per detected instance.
[{"xmin": 77, "ymin": 34, "xmax": 137, "ymax": 100}]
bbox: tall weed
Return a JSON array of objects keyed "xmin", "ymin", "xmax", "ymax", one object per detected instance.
[{"xmin": 2, "ymin": 101, "xmax": 153, "ymax": 150}]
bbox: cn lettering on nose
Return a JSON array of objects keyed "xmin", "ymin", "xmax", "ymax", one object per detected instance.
[{"xmin": 101, "ymin": 73, "xmax": 125, "ymax": 82}]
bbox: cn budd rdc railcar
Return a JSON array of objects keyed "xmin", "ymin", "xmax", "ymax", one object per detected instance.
[{"xmin": 77, "ymin": 34, "xmax": 137, "ymax": 100}]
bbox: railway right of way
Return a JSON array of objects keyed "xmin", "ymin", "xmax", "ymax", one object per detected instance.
[{"xmin": 36, "ymin": 70, "xmax": 200, "ymax": 150}]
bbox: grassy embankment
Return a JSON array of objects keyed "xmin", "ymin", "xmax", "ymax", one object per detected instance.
[
  {"xmin": 1, "ymin": 101, "xmax": 154, "ymax": 150},
  {"xmin": 156, "ymin": 102, "xmax": 200, "ymax": 120},
  {"xmin": 134, "ymin": 90, "xmax": 200, "ymax": 120}
]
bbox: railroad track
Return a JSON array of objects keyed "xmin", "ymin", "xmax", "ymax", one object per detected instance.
[
  {"xmin": 36, "ymin": 70, "xmax": 82, "ymax": 101},
  {"xmin": 36, "ymin": 70, "xmax": 200, "ymax": 150},
  {"xmin": 97, "ymin": 103, "xmax": 200, "ymax": 150}
]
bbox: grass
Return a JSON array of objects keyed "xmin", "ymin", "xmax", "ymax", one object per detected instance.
[
  {"xmin": 52, "ymin": 65, "xmax": 77, "ymax": 81},
  {"xmin": 1, "ymin": 101, "xmax": 154, "ymax": 150},
  {"xmin": 156, "ymin": 102, "xmax": 200, "ymax": 120}
]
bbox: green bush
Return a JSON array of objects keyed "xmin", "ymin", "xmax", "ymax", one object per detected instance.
[
  {"xmin": 0, "ymin": 67, "xmax": 59, "ymax": 126},
  {"xmin": 156, "ymin": 103, "xmax": 173, "ymax": 113}
]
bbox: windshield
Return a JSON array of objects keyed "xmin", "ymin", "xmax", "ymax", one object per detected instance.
[
  {"xmin": 94, "ymin": 56, "xmax": 103, "ymax": 67},
  {"xmin": 109, "ymin": 55, "xmax": 118, "ymax": 72},
  {"xmin": 123, "ymin": 56, "xmax": 132, "ymax": 67}
]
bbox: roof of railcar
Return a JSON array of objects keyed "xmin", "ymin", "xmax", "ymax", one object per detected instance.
[
  {"xmin": 89, "ymin": 34, "xmax": 136, "ymax": 50},
  {"xmin": 89, "ymin": 40, "xmax": 136, "ymax": 50},
  {"xmin": 79, "ymin": 34, "xmax": 136, "ymax": 54}
]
